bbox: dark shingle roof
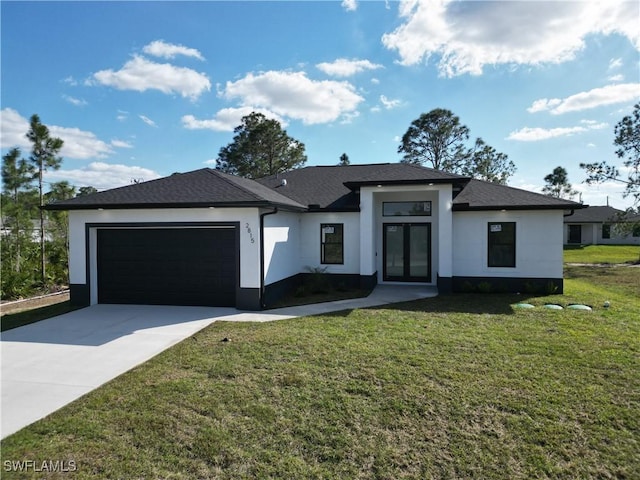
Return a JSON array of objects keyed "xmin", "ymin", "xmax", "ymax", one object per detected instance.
[
  {"xmin": 46, "ymin": 163, "xmax": 589, "ymax": 213},
  {"xmin": 564, "ymin": 205, "xmax": 628, "ymax": 223},
  {"xmin": 256, "ymin": 163, "xmax": 466, "ymax": 210},
  {"xmin": 452, "ymin": 179, "xmax": 585, "ymax": 211},
  {"xmin": 45, "ymin": 168, "xmax": 306, "ymax": 210}
]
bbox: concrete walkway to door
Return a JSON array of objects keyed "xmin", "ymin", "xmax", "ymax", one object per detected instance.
[{"xmin": 1, "ymin": 284, "xmax": 436, "ymax": 439}]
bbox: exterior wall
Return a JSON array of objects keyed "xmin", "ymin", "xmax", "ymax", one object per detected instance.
[
  {"xmin": 564, "ymin": 222, "xmax": 640, "ymax": 245},
  {"xmin": 263, "ymin": 211, "xmax": 302, "ymax": 285},
  {"xmin": 453, "ymin": 210, "xmax": 564, "ymax": 279},
  {"xmin": 68, "ymin": 208, "xmax": 261, "ymax": 306},
  {"xmin": 299, "ymin": 212, "xmax": 361, "ymax": 274}
]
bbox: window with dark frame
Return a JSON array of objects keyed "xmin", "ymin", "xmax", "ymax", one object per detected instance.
[
  {"xmin": 321, "ymin": 224, "xmax": 344, "ymax": 264},
  {"xmin": 602, "ymin": 224, "xmax": 611, "ymax": 239},
  {"xmin": 383, "ymin": 201, "xmax": 432, "ymax": 216},
  {"xmin": 488, "ymin": 222, "xmax": 516, "ymax": 268}
]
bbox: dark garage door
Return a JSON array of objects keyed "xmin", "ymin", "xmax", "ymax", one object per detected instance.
[{"xmin": 97, "ymin": 228, "xmax": 237, "ymax": 307}]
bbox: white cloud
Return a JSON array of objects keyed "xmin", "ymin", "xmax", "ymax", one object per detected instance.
[
  {"xmin": 46, "ymin": 161, "xmax": 161, "ymax": 191},
  {"xmin": 221, "ymin": 71, "xmax": 364, "ymax": 124},
  {"xmin": 50, "ymin": 126, "xmax": 114, "ymax": 159},
  {"xmin": 382, "ymin": 0, "xmax": 640, "ymax": 77},
  {"xmin": 142, "ymin": 40, "xmax": 204, "ymax": 60},
  {"xmin": 182, "ymin": 107, "xmax": 287, "ymax": 132},
  {"xmin": 92, "ymin": 55, "xmax": 211, "ymax": 100},
  {"xmin": 371, "ymin": 78, "xmax": 380, "ymax": 85},
  {"xmin": 62, "ymin": 76, "xmax": 78, "ymax": 86},
  {"xmin": 527, "ymin": 98, "xmax": 562, "ymax": 113},
  {"xmin": 608, "ymin": 57, "xmax": 623, "ymax": 70},
  {"xmin": 341, "ymin": 0, "xmax": 357, "ymax": 12},
  {"xmin": 0, "ymin": 108, "xmax": 115, "ymax": 159},
  {"xmin": 608, "ymin": 74, "xmax": 625, "ymax": 82},
  {"xmin": 527, "ymin": 83, "xmax": 640, "ymax": 115},
  {"xmin": 139, "ymin": 115, "xmax": 157, "ymax": 127},
  {"xmin": 507, "ymin": 121, "xmax": 607, "ymax": 141},
  {"xmin": 316, "ymin": 58, "xmax": 383, "ymax": 77},
  {"xmin": 0, "ymin": 108, "xmax": 30, "ymax": 149},
  {"xmin": 110, "ymin": 139, "xmax": 133, "ymax": 149},
  {"xmin": 63, "ymin": 95, "xmax": 88, "ymax": 107},
  {"xmin": 203, "ymin": 159, "xmax": 217, "ymax": 166},
  {"xmin": 379, "ymin": 95, "xmax": 402, "ymax": 110}
]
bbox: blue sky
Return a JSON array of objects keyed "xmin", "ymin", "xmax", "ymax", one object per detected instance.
[{"xmin": 2, "ymin": 0, "xmax": 639, "ymax": 208}]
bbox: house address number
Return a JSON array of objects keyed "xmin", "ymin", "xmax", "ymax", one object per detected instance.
[{"xmin": 245, "ymin": 223, "xmax": 255, "ymax": 243}]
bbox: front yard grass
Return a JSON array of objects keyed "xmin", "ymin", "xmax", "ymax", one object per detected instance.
[
  {"xmin": 2, "ymin": 266, "xmax": 638, "ymax": 479},
  {"xmin": 564, "ymin": 244, "xmax": 640, "ymax": 264}
]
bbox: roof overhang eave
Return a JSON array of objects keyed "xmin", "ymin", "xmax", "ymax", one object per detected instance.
[
  {"xmin": 44, "ymin": 200, "xmax": 307, "ymax": 212},
  {"xmin": 452, "ymin": 203, "xmax": 587, "ymax": 212}
]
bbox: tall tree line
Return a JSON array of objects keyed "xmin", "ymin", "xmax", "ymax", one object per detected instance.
[{"xmin": 1, "ymin": 115, "xmax": 89, "ymax": 299}]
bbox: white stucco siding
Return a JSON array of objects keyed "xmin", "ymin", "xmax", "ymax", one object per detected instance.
[
  {"xmin": 68, "ymin": 208, "xmax": 261, "ymax": 298},
  {"xmin": 263, "ymin": 211, "xmax": 302, "ymax": 285},
  {"xmin": 300, "ymin": 212, "xmax": 360, "ymax": 274},
  {"xmin": 453, "ymin": 210, "xmax": 564, "ymax": 278}
]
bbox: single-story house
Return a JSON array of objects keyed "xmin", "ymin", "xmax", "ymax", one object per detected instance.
[
  {"xmin": 46, "ymin": 163, "xmax": 585, "ymax": 310},
  {"xmin": 564, "ymin": 205, "xmax": 640, "ymax": 245}
]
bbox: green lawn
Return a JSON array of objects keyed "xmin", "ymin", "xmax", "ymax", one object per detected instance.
[
  {"xmin": 2, "ymin": 266, "xmax": 639, "ymax": 479},
  {"xmin": 564, "ymin": 244, "xmax": 640, "ymax": 264}
]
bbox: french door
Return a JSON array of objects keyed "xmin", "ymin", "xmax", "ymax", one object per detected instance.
[{"xmin": 383, "ymin": 223, "xmax": 431, "ymax": 282}]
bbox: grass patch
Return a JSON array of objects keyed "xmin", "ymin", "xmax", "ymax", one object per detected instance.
[
  {"xmin": 269, "ymin": 288, "xmax": 372, "ymax": 309},
  {"xmin": 564, "ymin": 244, "xmax": 640, "ymax": 264},
  {"xmin": 0, "ymin": 301, "xmax": 78, "ymax": 332},
  {"xmin": 2, "ymin": 268, "xmax": 639, "ymax": 479}
]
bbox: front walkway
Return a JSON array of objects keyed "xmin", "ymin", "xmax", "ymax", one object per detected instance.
[{"xmin": 1, "ymin": 284, "xmax": 437, "ymax": 438}]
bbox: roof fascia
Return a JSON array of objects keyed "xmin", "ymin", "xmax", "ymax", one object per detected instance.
[{"xmin": 44, "ymin": 201, "xmax": 307, "ymax": 212}]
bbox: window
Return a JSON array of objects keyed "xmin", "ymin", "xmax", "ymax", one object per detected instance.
[
  {"xmin": 488, "ymin": 222, "xmax": 516, "ymax": 268},
  {"xmin": 602, "ymin": 224, "xmax": 611, "ymax": 239},
  {"xmin": 321, "ymin": 224, "xmax": 343, "ymax": 264},
  {"xmin": 633, "ymin": 224, "xmax": 640, "ymax": 238},
  {"xmin": 383, "ymin": 201, "xmax": 432, "ymax": 216}
]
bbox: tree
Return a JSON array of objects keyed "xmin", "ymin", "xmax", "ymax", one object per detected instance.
[
  {"xmin": 77, "ymin": 186, "xmax": 98, "ymax": 196},
  {"xmin": 1, "ymin": 148, "xmax": 37, "ymax": 273},
  {"xmin": 338, "ymin": 153, "xmax": 350, "ymax": 166},
  {"xmin": 461, "ymin": 138, "xmax": 516, "ymax": 185},
  {"xmin": 581, "ymin": 102, "xmax": 640, "ymax": 208},
  {"xmin": 216, "ymin": 112, "xmax": 307, "ymax": 179},
  {"xmin": 399, "ymin": 109, "xmax": 469, "ymax": 171},
  {"xmin": 398, "ymin": 108, "xmax": 515, "ymax": 183},
  {"xmin": 26, "ymin": 114, "xmax": 64, "ymax": 285},
  {"xmin": 45, "ymin": 181, "xmax": 76, "ymax": 285},
  {"xmin": 542, "ymin": 166, "xmax": 578, "ymax": 199}
]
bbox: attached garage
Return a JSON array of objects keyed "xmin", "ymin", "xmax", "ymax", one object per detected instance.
[{"xmin": 96, "ymin": 227, "xmax": 237, "ymax": 307}]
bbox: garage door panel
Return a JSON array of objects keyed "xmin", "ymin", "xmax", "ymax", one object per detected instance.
[{"xmin": 97, "ymin": 228, "xmax": 237, "ymax": 307}]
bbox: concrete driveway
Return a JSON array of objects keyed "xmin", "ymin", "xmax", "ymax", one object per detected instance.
[{"xmin": 1, "ymin": 285, "xmax": 436, "ymax": 439}]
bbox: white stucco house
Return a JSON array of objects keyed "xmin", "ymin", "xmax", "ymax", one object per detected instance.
[
  {"xmin": 47, "ymin": 163, "xmax": 585, "ymax": 310},
  {"xmin": 564, "ymin": 205, "xmax": 640, "ymax": 246}
]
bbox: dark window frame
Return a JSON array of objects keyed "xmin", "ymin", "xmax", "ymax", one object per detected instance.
[
  {"xmin": 382, "ymin": 201, "xmax": 432, "ymax": 217},
  {"xmin": 487, "ymin": 222, "xmax": 516, "ymax": 268},
  {"xmin": 320, "ymin": 223, "xmax": 344, "ymax": 265}
]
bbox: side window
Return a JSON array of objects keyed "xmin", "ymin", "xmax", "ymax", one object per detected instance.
[
  {"xmin": 488, "ymin": 222, "xmax": 516, "ymax": 268},
  {"xmin": 321, "ymin": 224, "xmax": 343, "ymax": 264},
  {"xmin": 602, "ymin": 224, "xmax": 611, "ymax": 239}
]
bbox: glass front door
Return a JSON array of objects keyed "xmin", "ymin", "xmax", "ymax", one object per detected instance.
[{"xmin": 383, "ymin": 223, "xmax": 431, "ymax": 282}]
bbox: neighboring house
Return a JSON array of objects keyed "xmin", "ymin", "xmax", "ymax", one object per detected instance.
[
  {"xmin": 46, "ymin": 163, "xmax": 584, "ymax": 310},
  {"xmin": 564, "ymin": 205, "xmax": 640, "ymax": 246}
]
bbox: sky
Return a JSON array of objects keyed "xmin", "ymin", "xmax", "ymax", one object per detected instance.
[{"xmin": 1, "ymin": 0, "xmax": 639, "ymax": 209}]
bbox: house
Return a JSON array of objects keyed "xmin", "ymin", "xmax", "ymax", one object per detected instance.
[
  {"xmin": 46, "ymin": 163, "xmax": 585, "ymax": 310},
  {"xmin": 564, "ymin": 205, "xmax": 640, "ymax": 246}
]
